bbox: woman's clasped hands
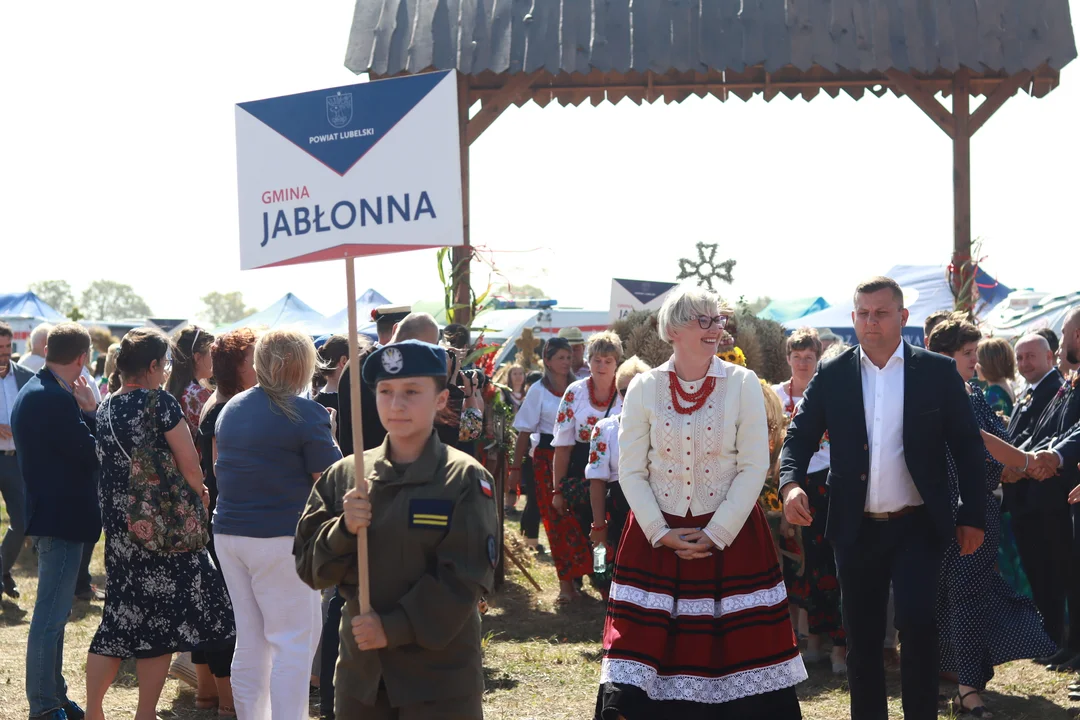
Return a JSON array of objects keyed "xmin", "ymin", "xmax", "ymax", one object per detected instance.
[{"xmin": 659, "ymin": 527, "xmax": 715, "ymax": 560}]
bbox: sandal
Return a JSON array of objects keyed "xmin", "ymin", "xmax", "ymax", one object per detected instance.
[
  {"xmin": 218, "ymin": 705, "xmax": 237, "ymax": 718},
  {"xmin": 555, "ymin": 590, "xmax": 579, "ymax": 606},
  {"xmin": 953, "ymin": 689, "xmax": 992, "ymax": 718},
  {"xmin": 195, "ymin": 696, "xmax": 219, "ymax": 710}
]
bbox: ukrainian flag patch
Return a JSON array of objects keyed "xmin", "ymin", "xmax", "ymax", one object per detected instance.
[{"xmin": 409, "ymin": 499, "xmax": 452, "ymax": 529}]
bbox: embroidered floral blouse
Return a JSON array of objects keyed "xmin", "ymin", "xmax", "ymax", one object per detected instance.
[
  {"xmin": 771, "ymin": 382, "xmax": 830, "ymax": 475},
  {"xmin": 552, "ymin": 378, "xmax": 623, "ymax": 447},
  {"xmin": 585, "ymin": 415, "xmax": 621, "ymax": 484},
  {"xmin": 618, "ymin": 357, "xmax": 769, "ymax": 550}
]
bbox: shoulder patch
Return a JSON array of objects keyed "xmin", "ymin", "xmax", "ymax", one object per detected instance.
[
  {"xmin": 478, "ymin": 472, "xmax": 494, "ymax": 499},
  {"xmin": 487, "ymin": 535, "xmax": 498, "ymax": 568}
]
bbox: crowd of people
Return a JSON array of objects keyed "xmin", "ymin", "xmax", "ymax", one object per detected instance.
[{"xmin": 2, "ymin": 276, "xmax": 1080, "ymax": 720}]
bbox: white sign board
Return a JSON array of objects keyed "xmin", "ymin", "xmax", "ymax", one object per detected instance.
[
  {"xmin": 235, "ymin": 71, "xmax": 463, "ymax": 270},
  {"xmin": 610, "ymin": 278, "xmax": 679, "ymax": 323}
]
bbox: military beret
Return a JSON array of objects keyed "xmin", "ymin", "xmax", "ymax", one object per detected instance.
[{"xmin": 362, "ymin": 340, "xmax": 448, "ymax": 387}]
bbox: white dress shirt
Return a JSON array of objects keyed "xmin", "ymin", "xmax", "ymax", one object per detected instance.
[
  {"xmin": 860, "ymin": 342, "xmax": 923, "ymax": 513},
  {"xmin": 0, "ymin": 368, "xmax": 17, "ymax": 451}
]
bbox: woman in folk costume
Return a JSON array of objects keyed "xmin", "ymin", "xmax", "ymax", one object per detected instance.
[{"xmin": 595, "ymin": 286, "xmax": 806, "ymax": 720}]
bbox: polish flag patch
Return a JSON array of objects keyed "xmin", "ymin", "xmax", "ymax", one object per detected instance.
[{"xmin": 479, "ymin": 475, "xmax": 494, "ymax": 498}]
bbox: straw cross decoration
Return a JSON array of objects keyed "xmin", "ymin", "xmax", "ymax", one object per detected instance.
[{"xmin": 677, "ymin": 242, "xmax": 736, "ymax": 291}]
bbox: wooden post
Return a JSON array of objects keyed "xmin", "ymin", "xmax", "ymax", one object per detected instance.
[
  {"xmin": 952, "ymin": 69, "xmax": 973, "ymax": 310},
  {"xmin": 345, "ymin": 257, "xmax": 371, "ymax": 614},
  {"xmin": 452, "ymin": 72, "xmax": 473, "ymax": 328}
]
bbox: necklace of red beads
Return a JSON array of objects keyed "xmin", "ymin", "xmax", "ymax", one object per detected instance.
[
  {"xmin": 668, "ymin": 372, "xmax": 716, "ymax": 415},
  {"xmin": 588, "ymin": 377, "xmax": 617, "ymax": 408}
]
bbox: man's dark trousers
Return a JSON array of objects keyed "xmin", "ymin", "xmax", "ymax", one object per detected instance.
[
  {"xmin": 0, "ymin": 453, "xmax": 27, "ymax": 582},
  {"xmin": 834, "ymin": 508, "xmax": 943, "ymax": 720}
]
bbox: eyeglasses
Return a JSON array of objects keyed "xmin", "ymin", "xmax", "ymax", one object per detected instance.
[{"xmin": 697, "ymin": 315, "xmax": 729, "ymax": 330}]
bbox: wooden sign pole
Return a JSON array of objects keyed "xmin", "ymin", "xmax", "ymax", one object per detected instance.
[{"xmin": 345, "ymin": 256, "xmax": 372, "ymax": 614}]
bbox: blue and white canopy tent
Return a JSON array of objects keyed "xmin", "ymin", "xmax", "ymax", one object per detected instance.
[
  {"xmin": 220, "ymin": 293, "xmax": 327, "ymax": 335},
  {"xmin": 0, "ymin": 292, "xmax": 65, "ymax": 355},
  {"xmin": 784, "ymin": 265, "xmax": 1013, "ymax": 346},
  {"xmin": 757, "ymin": 297, "xmax": 830, "ymax": 324},
  {"xmin": 310, "ymin": 288, "xmax": 390, "ymax": 338}
]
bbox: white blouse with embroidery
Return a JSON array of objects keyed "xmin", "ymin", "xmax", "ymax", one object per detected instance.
[
  {"xmin": 585, "ymin": 416, "xmax": 620, "ymax": 484},
  {"xmin": 552, "ymin": 378, "xmax": 624, "ymax": 447},
  {"xmin": 771, "ymin": 382, "xmax": 831, "ymax": 475},
  {"xmin": 618, "ymin": 357, "xmax": 769, "ymax": 550},
  {"xmin": 512, "ymin": 381, "xmax": 563, "ymax": 435}
]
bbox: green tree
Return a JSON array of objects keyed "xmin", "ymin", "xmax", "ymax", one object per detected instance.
[
  {"xmin": 199, "ymin": 291, "xmax": 257, "ymax": 325},
  {"xmin": 28, "ymin": 280, "xmax": 75, "ymax": 315},
  {"xmin": 80, "ymin": 280, "xmax": 153, "ymax": 320}
]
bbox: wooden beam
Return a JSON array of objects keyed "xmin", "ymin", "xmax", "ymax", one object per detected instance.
[
  {"xmin": 969, "ymin": 70, "xmax": 1034, "ymax": 135},
  {"xmin": 885, "ymin": 69, "xmax": 955, "ymax": 138},
  {"xmin": 465, "ymin": 71, "xmax": 540, "ymax": 145},
  {"xmin": 952, "ymin": 69, "xmax": 973, "ymax": 309},
  {"xmin": 454, "ymin": 72, "xmax": 473, "ymax": 327}
]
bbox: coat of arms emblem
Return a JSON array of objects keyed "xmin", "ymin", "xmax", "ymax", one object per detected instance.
[{"xmin": 326, "ymin": 92, "xmax": 353, "ymax": 129}]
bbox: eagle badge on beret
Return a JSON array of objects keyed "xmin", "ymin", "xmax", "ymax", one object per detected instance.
[{"xmin": 381, "ymin": 347, "xmax": 404, "ymax": 374}]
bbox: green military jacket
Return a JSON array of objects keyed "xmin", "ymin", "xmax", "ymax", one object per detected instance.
[{"xmin": 294, "ymin": 431, "xmax": 498, "ymax": 708}]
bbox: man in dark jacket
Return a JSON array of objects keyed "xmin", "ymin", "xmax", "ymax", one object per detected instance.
[
  {"xmin": 0, "ymin": 321, "xmax": 36, "ymax": 600},
  {"xmin": 11, "ymin": 323, "xmax": 100, "ymax": 720},
  {"xmin": 781, "ymin": 278, "xmax": 986, "ymax": 720}
]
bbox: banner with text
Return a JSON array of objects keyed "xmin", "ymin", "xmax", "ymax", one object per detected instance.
[
  {"xmin": 235, "ymin": 71, "xmax": 463, "ymax": 270},
  {"xmin": 610, "ymin": 278, "xmax": 678, "ymax": 323}
]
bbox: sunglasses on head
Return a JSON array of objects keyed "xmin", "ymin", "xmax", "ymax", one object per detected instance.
[{"xmin": 697, "ymin": 315, "xmax": 729, "ymax": 330}]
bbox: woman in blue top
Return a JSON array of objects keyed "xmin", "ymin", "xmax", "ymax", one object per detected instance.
[{"xmin": 214, "ymin": 329, "xmax": 342, "ymax": 720}]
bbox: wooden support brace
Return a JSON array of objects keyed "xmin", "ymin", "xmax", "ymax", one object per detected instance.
[
  {"xmin": 504, "ymin": 544, "xmax": 543, "ymax": 593},
  {"xmin": 969, "ymin": 70, "xmax": 1034, "ymax": 135},
  {"xmin": 466, "ymin": 71, "xmax": 541, "ymax": 146},
  {"xmin": 885, "ymin": 69, "xmax": 955, "ymax": 138}
]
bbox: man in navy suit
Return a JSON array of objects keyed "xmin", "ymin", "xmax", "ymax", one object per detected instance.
[
  {"xmin": 780, "ymin": 277, "xmax": 986, "ymax": 720},
  {"xmin": 11, "ymin": 323, "xmax": 100, "ymax": 720},
  {"xmin": 0, "ymin": 322, "xmax": 36, "ymax": 601}
]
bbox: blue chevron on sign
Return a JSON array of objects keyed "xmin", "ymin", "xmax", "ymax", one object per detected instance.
[{"xmin": 238, "ymin": 71, "xmax": 450, "ymax": 176}]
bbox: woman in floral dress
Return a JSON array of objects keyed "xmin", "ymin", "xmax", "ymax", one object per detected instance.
[
  {"xmin": 166, "ymin": 325, "xmax": 214, "ymax": 445},
  {"xmin": 928, "ymin": 318, "xmax": 1055, "ymax": 717},
  {"xmin": 510, "ymin": 338, "xmax": 592, "ymax": 604},
  {"xmin": 85, "ymin": 329, "xmax": 234, "ymax": 720},
  {"xmin": 552, "ymin": 331, "xmax": 625, "ymax": 598}
]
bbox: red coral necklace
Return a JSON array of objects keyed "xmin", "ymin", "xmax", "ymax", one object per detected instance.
[
  {"xmin": 668, "ymin": 372, "xmax": 716, "ymax": 415},
  {"xmin": 588, "ymin": 377, "xmax": 616, "ymax": 408}
]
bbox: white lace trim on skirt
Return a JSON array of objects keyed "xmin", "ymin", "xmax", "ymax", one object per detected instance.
[{"xmin": 600, "ymin": 655, "xmax": 808, "ymax": 704}]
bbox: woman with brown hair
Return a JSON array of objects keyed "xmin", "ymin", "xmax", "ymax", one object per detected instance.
[
  {"xmin": 166, "ymin": 326, "xmax": 215, "ymax": 442},
  {"xmin": 213, "ymin": 329, "xmax": 342, "ymax": 720},
  {"xmin": 927, "ymin": 318, "xmax": 1055, "ymax": 717},
  {"xmin": 510, "ymin": 338, "xmax": 593, "ymax": 604},
  {"xmin": 976, "ymin": 336, "xmax": 1018, "ymax": 417},
  {"xmin": 85, "ymin": 328, "xmax": 234, "ymax": 720},
  {"xmin": 188, "ymin": 328, "xmax": 259, "ymax": 717}
]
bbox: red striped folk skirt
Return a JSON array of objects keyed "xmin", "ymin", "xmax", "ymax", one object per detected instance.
[{"xmin": 598, "ymin": 505, "xmax": 806, "ymax": 714}]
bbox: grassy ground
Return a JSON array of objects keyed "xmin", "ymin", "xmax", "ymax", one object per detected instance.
[{"xmin": 0, "ymin": 506, "xmax": 1078, "ymax": 719}]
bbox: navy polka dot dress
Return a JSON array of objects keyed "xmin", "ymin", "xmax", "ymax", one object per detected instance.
[{"xmin": 936, "ymin": 384, "xmax": 1057, "ymax": 690}]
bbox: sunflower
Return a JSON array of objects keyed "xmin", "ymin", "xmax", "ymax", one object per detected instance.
[{"xmin": 718, "ymin": 346, "xmax": 747, "ymax": 367}]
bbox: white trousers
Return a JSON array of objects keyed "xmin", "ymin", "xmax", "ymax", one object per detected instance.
[{"xmin": 216, "ymin": 534, "xmax": 321, "ymax": 720}]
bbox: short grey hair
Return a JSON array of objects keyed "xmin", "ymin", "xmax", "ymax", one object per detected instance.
[
  {"xmin": 1015, "ymin": 333, "xmax": 1051, "ymax": 354},
  {"xmin": 30, "ymin": 323, "xmax": 53, "ymax": 350},
  {"xmin": 656, "ymin": 286, "xmax": 734, "ymax": 344}
]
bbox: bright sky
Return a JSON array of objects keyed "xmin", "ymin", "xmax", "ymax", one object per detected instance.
[{"xmin": 2, "ymin": 2, "xmax": 1077, "ymax": 320}]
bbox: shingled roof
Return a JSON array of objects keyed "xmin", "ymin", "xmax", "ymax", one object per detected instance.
[{"xmin": 345, "ymin": 0, "xmax": 1077, "ymax": 104}]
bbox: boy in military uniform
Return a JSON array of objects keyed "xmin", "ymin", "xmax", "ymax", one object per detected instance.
[{"xmin": 295, "ymin": 340, "xmax": 499, "ymax": 719}]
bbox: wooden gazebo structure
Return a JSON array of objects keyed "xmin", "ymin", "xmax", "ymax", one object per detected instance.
[{"xmin": 346, "ymin": 0, "xmax": 1076, "ymax": 319}]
